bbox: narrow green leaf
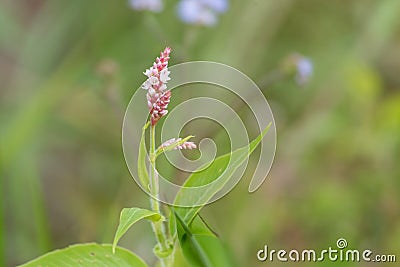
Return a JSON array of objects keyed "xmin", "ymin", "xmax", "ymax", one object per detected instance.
[
  {"xmin": 138, "ymin": 122, "xmax": 150, "ymax": 189},
  {"xmin": 174, "ymin": 123, "xmax": 271, "ymax": 224},
  {"xmin": 18, "ymin": 243, "xmax": 148, "ymax": 267},
  {"xmin": 113, "ymin": 207, "xmax": 164, "ymax": 253},
  {"xmin": 175, "ymin": 212, "xmax": 236, "ymax": 267}
]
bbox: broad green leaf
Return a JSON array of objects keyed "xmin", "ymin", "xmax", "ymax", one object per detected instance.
[
  {"xmin": 138, "ymin": 122, "xmax": 150, "ymax": 189},
  {"xmin": 18, "ymin": 243, "xmax": 148, "ymax": 267},
  {"xmin": 174, "ymin": 124, "xmax": 271, "ymax": 225},
  {"xmin": 113, "ymin": 207, "xmax": 164, "ymax": 253},
  {"xmin": 175, "ymin": 212, "xmax": 236, "ymax": 267}
]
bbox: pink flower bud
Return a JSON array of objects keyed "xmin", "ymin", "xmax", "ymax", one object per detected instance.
[
  {"xmin": 160, "ymin": 138, "xmax": 197, "ymax": 150},
  {"xmin": 150, "ymin": 90, "xmax": 171, "ymax": 126}
]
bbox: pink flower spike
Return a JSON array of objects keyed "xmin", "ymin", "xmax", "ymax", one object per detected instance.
[
  {"xmin": 160, "ymin": 138, "xmax": 177, "ymax": 148},
  {"xmin": 155, "ymin": 47, "xmax": 171, "ymax": 72},
  {"xmin": 177, "ymin": 141, "xmax": 197, "ymax": 150},
  {"xmin": 160, "ymin": 138, "xmax": 197, "ymax": 150},
  {"xmin": 142, "ymin": 47, "xmax": 173, "ymax": 126},
  {"xmin": 150, "ymin": 90, "xmax": 171, "ymax": 126}
]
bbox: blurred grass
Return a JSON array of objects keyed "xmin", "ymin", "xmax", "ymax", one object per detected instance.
[{"xmin": 1, "ymin": 0, "xmax": 400, "ymax": 266}]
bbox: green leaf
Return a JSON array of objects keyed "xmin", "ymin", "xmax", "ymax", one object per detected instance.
[
  {"xmin": 113, "ymin": 207, "xmax": 164, "ymax": 253},
  {"xmin": 174, "ymin": 123, "xmax": 271, "ymax": 225},
  {"xmin": 138, "ymin": 122, "xmax": 150, "ymax": 189},
  {"xmin": 174, "ymin": 212, "xmax": 236, "ymax": 267},
  {"xmin": 18, "ymin": 243, "xmax": 148, "ymax": 267}
]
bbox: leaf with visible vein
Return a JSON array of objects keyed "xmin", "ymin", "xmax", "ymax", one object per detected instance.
[
  {"xmin": 18, "ymin": 243, "xmax": 148, "ymax": 267},
  {"xmin": 175, "ymin": 212, "xmax": 236, "ymax": 267},
  {"xmin": 113, "ymin": 207, "xmax": 164, "ymax": 253},
  {"xmin": 174, "ymin": 123, "xmax": 271, "ymax": 225}
]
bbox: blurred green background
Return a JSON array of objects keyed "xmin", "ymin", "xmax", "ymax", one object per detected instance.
[{"xmin": 1, "ymin": 0, "xmax": 400, "ymax": 266}]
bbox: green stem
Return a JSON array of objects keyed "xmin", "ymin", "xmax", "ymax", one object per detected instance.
[{"xmin": 149, "ymin": 125, "xmax": 171, "ymax": 267}]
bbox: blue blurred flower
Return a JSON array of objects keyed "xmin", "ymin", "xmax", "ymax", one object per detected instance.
[
  {"xmin": 177, "ymin": 0, "xmax": 229, "ymax": 26},
  {"xmin": 295, "ymin": 57, "xmax": 313, "ymax": 86},
  {"xmin": 200, "ymin": 0, "xmax": 229, "ymax": 13},
  {"xmin": 128, "ymin": 0, "xmax": 163, "ymax": 12}
]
